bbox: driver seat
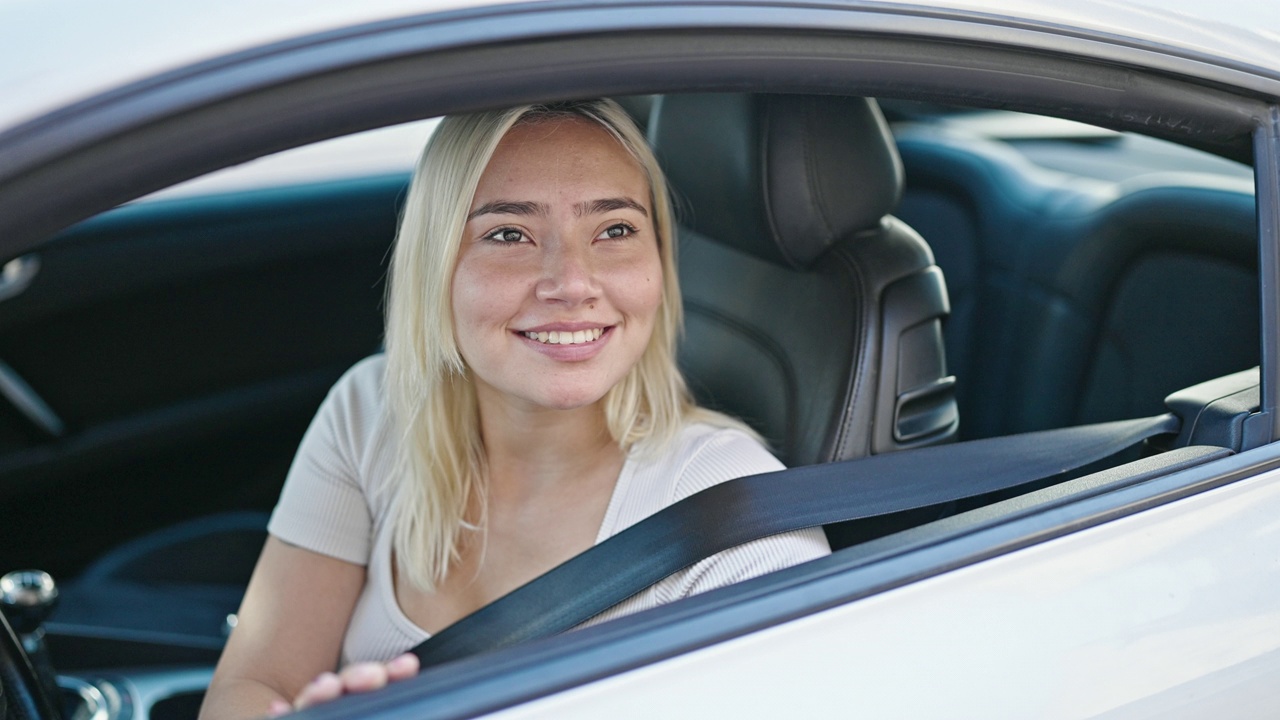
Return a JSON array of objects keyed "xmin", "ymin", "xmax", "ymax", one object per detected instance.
[{"xmin": 651, "ymin": 93, "xmax": 958, "ymax": 469}]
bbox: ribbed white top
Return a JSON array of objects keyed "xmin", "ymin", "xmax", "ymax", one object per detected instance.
[{"xmin": 268, "ymin": 355, "xmax": 830, "ymax": 666}]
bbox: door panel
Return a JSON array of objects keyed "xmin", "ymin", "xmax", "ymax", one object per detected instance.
[{"xmin": 0, "ymin": 173, "xmax": 408, "ymax": 577}]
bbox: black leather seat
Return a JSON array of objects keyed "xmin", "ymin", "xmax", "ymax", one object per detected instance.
[
  {"xmin": 1023, "ymin": 179, "xmax": 1258, "ymax": 429},
  {"xmin": 650, "ymin": 93, "xmax": 958, "ymax": 468},
  {"xmin": 894, "ymin": 126, "xmax": 1258, "ymax": 437}
]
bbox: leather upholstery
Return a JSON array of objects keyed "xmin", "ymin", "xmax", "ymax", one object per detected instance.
[
  {"xmin": 653, "ymin": 94, "xmax": 956, "ymax": 467},
  {"xmin": 651, "ymin": 94, "xmax": 904, "ymax": 269},
  {"xmin": 895, "ymin": 127, "xmax": 1258, "ymax": 437},
  {"xmin": 1033, "ymin": 180, "xmax": 1258, "ymax": 428}
]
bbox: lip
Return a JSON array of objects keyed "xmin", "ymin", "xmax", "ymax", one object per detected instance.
[
  {"xmin": 513, "ymin": 325, "xmax": 613, "ymax": 361},
  {"xmin": 516, "ymin": 321, "xmax": 611, "ymax": 333}
]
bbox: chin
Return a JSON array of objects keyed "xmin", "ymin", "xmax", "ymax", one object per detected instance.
[
  {"xmin": 527, "ymin": 383, "xmax": 614, "ymax": 412},
  {"xmin": 535, "ymin": 393, "xmax": 608, "ymax": 412}
]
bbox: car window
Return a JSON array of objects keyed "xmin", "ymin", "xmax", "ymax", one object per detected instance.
[
  {"xmin": 882, "ymin": 105, "xmax": 1258, "ymax": 440},
  {"xmin": 139, "ymin": 117, "xmax": 440, "ymax": 201}
]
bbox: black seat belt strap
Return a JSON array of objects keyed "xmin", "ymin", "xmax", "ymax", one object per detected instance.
[{"xmin": 412, "ymin": 412, "xmax": 1179, "ymax": 666}]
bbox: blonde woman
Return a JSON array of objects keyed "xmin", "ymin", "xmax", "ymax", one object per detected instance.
[{"xmin": 200, "ymin": 99, "xmax": 829, "ymax": 720}]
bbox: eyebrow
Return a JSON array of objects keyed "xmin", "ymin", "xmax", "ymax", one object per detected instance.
[
  {"xmin": 467, "ymin": 200, "xmax": 548, "ymax": 220},
  {"xmin": 467, "ymin": 197, "xmax": 649, "ymax": 221},
  {"xmin": 574, "ymin": 197, "xmax": 649, "ymax": 218}
]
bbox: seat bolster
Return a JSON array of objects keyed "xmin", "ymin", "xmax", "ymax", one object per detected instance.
[
  {"xmin": 678, "ymin": 217, "xmax": 950, "ymax": 466},
  {"xmin": 824, "ymin": 218, "xmax": 953, "ymax": 462},
  {"xmin": 678, "ymin": 223, "xmax": 869, "ymax": 465}
]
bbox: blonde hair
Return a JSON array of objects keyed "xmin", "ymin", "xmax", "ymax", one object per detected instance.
[{"xmin": 384, "ymin": 99, "xmax": 748, "ymax": 591}]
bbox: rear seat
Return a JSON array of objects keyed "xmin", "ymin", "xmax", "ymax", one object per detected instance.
[{"xmin": 893, "ymin": 123, "xmax": 1258, "ymax": 438}]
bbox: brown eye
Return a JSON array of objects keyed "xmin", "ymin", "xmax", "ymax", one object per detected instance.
[
  {"xmin": 485, "ymin": 228, "xmax": 526, "ymax": 243},
  {"xmin": 598, "ymin": 223, "xmax": 635, "ymax": 240}
]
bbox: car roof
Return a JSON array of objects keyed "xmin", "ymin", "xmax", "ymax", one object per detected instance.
[{"xmin": 1, "ymin": 0, "xmax": 1277, "ymax": 136}]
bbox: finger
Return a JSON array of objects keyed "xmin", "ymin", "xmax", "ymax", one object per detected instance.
[
  {"xmin": 267, "ymin": 699, "xmax": 293, "ymax": 718},
  {"xmin": 385, "ymin": 653, "xmax": 420, "ymax": 682},
  {"xmin": 338, "ymin": 662, "xmax": 390, "ymax": 694},
  {"xmin": 294, "ymin": 672, "xmax": 343, "ymax": 710}
]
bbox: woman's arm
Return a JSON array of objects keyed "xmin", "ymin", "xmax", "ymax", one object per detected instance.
[{"xmin": 199, "ymin": 536, "xmax": 367, "ymax": 720}]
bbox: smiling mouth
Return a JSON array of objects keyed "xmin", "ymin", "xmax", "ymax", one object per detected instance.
[{"xmin": 520, "ymin": 328, "xmax": 606, "ymax": 345}]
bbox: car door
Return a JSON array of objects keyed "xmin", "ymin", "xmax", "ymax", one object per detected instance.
[{"xmin": 0, "ymin": 173, "xmax": 403, "ymax": 578}]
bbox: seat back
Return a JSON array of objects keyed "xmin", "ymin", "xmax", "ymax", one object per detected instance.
[
  {"xmin": 651, "ymin": 94, "xmax": 957, "ymax": 466},
  {"xmin": 1035, "ymin": 178, "xmax": 1258, "ymax": 427},
  {"xmin": 895, "ymin": 126, "xmax": 1258, "ymax": 436}
]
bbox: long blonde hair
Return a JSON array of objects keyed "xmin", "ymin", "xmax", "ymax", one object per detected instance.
[{"xmin": 384, "ymin": 99, "xmax": 744, "ymax": 591}]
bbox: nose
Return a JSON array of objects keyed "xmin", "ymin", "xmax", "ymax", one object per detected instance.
[{"xmin": 535, "ymin": 239, "xmax": 600, "ymax": 305}]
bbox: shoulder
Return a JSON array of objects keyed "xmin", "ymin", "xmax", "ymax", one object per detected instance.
[
  {"xmin": 316, "ymin": 355, "xmax": 388, "ymax": 441},
  {"xmin": 267, "ymin": 354, "xmax": 392, "ymax": 565},
  {"xmin": 640, "ymin": 422, "xmax": 785, "ymax": 503},
  {"xmin": 299, "ymin": 353, "xmax": 395, "ymax": 494},
  {"xmin": 602, "ymin": 422, "xmax": 785, "ymax": 538},
  {"xmin": 328, "ymin": 353, "xmax": 386, "ymax": 410}
]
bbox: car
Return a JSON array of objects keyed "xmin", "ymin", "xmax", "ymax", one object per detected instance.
[{"xmin": 1, "ymin": 0, "xmax": 1278, "ymax": 718}]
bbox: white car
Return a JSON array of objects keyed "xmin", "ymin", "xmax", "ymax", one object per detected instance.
[{"xmin": 0, "ymin": 1, "xmax": 1277, "ymax": 718}]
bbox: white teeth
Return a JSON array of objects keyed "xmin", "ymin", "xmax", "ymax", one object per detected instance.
[{"xmin": 522, "ymin": 328, "xmax": 606, "ymax": 345}]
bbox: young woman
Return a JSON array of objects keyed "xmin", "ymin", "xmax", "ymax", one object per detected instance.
[{"xmin": 200, "ymin": 99, "xmax": 829, "ymax": 719}]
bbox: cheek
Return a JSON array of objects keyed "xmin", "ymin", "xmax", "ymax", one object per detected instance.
[
  {"xmin": 619, "ymin": 256, "xmax": 665, "ymax": 326},
  {"xmin": 451, "ymin": 260, "xmax": 518, "ymax": 342}
]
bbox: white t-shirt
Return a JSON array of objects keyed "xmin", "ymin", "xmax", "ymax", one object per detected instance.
[{"xmin": 268, "ymin": 355, "xmax": 830, "ymax": 666}]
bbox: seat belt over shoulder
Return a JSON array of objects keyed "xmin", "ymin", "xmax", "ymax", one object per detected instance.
[{"xmin": 412, "ymin": 413, "xmax": 1179, "ymax": 666}]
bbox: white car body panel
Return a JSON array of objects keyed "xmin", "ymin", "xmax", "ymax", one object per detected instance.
[
  {"xmin": 487, "ymin": 461, "xmax": 1280, "ymax": 719},
  {"xmin": 1, "ymin": 0, "xmax": 1277, "ymax": 136}
]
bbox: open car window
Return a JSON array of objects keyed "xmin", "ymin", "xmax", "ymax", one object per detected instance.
[
  {"xmin": 14, "ymin": 93, "xmax": 1268, "ymax": 712},
  {"xmin": 140, "ymin": 118, "xmax": 441, "ymax": 201}
]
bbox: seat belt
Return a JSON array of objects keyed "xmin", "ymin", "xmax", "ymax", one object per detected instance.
[{"xmin": 411, "ymin": 413, "xmax": 1179, "ymax": 666}]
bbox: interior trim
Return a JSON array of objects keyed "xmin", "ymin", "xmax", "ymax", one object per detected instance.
[{"xmin": 1255, "ymin": 106, "xmax": 1280, "ymax": 441}]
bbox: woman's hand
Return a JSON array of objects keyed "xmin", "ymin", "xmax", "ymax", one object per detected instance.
[{"xmin": 267, "ymin": 653, "xmax": 420, "ymax": 717}]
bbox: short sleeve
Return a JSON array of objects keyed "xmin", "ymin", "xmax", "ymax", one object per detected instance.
[{"xmin": 266, "ymin": 358, "xmax": 385, "ymax": 565}]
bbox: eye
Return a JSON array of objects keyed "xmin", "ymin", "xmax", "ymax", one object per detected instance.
[
  {"xmin": 484, "ymin": 227, "xmax": 527, "ymax": 244},
  {"xmin": 597, "ymin": 223, "xmax": 637, "ymax": 240}
]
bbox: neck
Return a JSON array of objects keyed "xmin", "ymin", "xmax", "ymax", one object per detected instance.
[{"xmin": 474, "ymin": 383, "xmax": 624, "ymax": 499}]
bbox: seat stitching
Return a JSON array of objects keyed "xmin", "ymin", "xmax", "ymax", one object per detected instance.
[
  {"xmin": 803, "ymin": 100, "xmax": 837, "ymax": 246},
  {"xmin": 829, "ymin": 244, "xmax": 869, "ymax": 462}
]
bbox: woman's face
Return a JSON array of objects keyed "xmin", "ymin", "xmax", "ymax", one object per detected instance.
[{"xmin": 452, "ymin": 116, "xmax": 663, "ymax": 413}]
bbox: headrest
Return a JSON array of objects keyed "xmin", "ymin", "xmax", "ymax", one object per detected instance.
[{"xmin": 650, "ymin": 94, "xmax": 903, "ymax": 269}]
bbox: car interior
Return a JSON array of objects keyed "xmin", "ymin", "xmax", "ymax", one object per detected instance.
[{"xmin": 0, "ymin": 86, "xmax": 1261, "ymax": 717}]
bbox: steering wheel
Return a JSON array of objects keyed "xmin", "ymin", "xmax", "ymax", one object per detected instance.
[{"xmin": 0, "ymin": 610, "xmax": 60, "ymax": 720}]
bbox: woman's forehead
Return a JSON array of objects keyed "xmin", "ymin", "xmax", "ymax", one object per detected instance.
[{"xmin": 473, "ymin": 116, "xmax": 650, "ymax": 205}]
